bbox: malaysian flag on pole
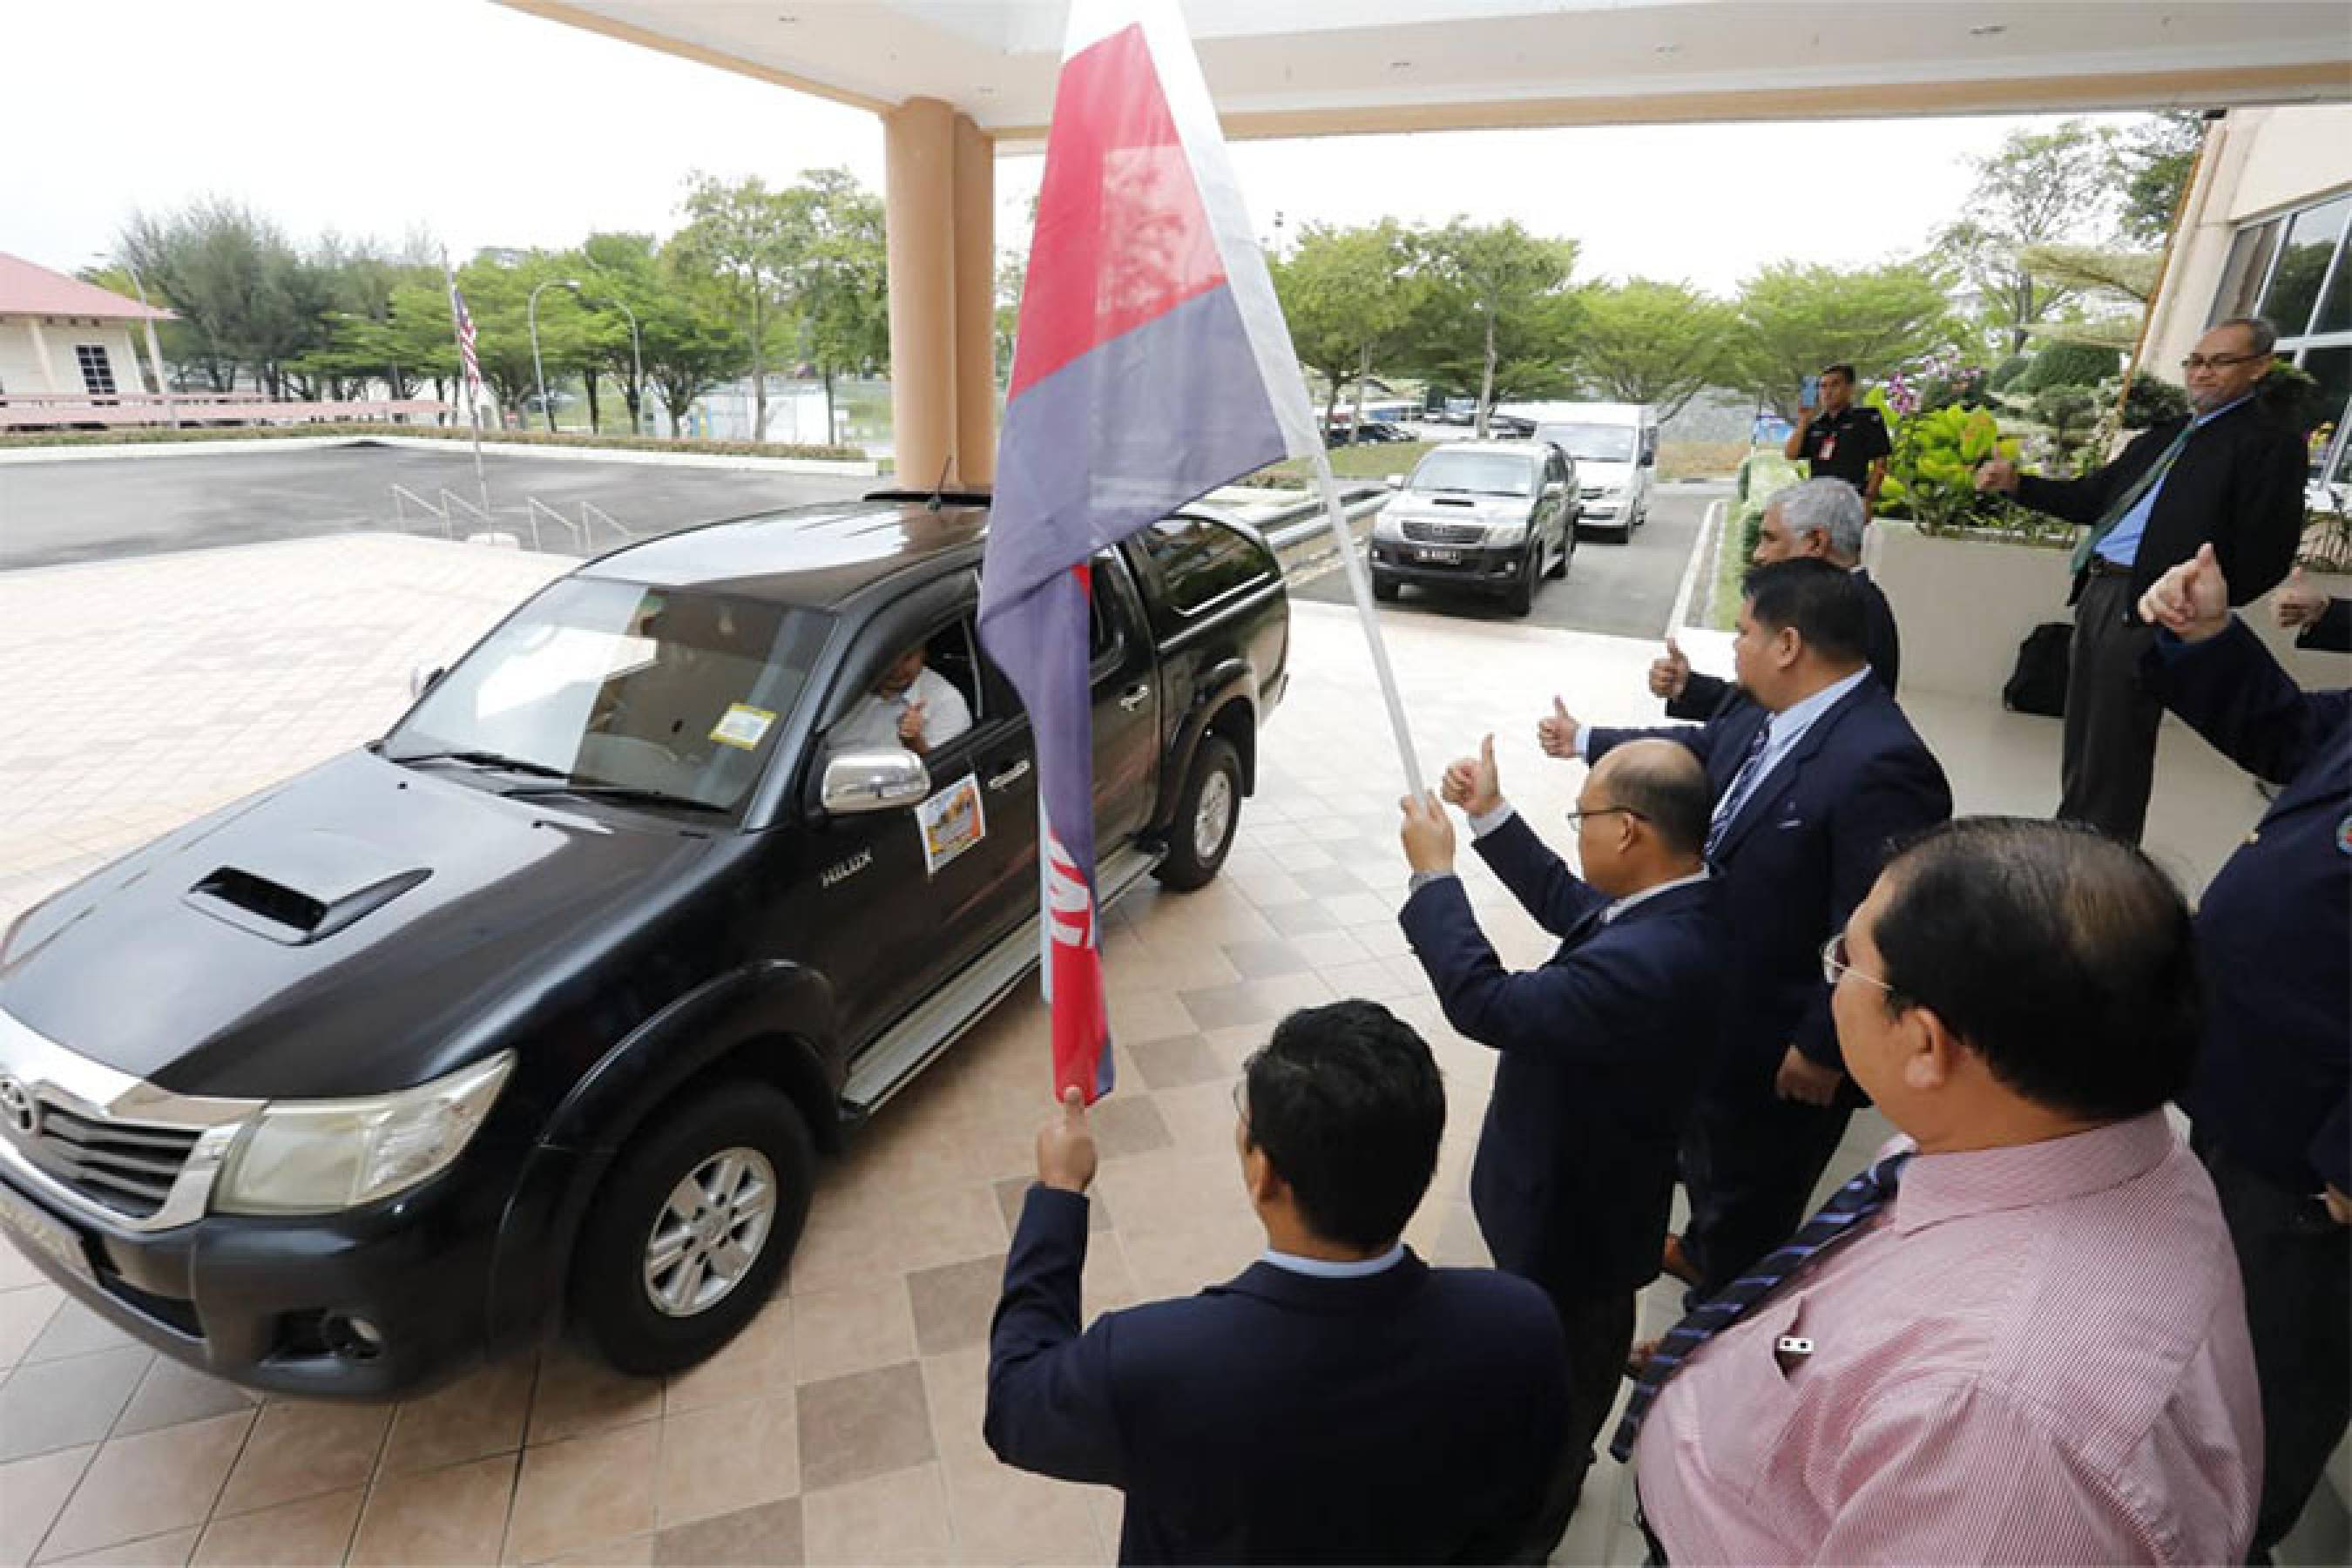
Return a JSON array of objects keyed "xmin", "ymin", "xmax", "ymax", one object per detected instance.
[{"xmin": 979, "ymin": 0, "xmax": 1334, "ymax": 1104}]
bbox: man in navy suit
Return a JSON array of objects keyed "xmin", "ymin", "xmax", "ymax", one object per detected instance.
[
  {"xmin": 984, "ymin": 1000, "xmax": 1571, "ymax": 1565},
  {"xmin": 2139, "ymin": 544, "xmax": 2349, "ymax": 1560},
  {"xmin": 1649, "ymin": 476, "xmax": 1902, "ymax": 715},
  {"xmin": 1396, "ymin": 735, "xmax": 1727, "ymax": 1551},
  {"xmin": 1543, "ymin": 560, "xmax": 1953, "ymax": 1298}
]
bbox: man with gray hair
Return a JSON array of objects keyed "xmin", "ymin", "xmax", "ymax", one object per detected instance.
[
  {"xmin": 1975, "ymin": 315, "xmax": 2306, "ymax": 842},
  {"xmin": 1652, "ymin": 476, "xmax": 1902, "ymax": 719}
]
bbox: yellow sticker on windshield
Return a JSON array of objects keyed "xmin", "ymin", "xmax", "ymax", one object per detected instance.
[{"xmin": 710, "ymin": 704, "xmax": 776, "ymax": 751}]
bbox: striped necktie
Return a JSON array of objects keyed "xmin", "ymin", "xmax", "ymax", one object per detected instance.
[
  {"xmin": 1702, "ymin": 720, "xmax": 1773, "ymax": 860},
  {"xmin": 1609, "ymin": 1148, "xmax": 1913, "ymax": 1462}
]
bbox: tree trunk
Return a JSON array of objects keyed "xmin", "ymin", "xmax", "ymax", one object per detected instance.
[
  {"xmin": 622, "ymin": 379, "xmax": 641, "ymax": 434},
  {"xmin": 1475, "ymin": 309, "xmax": 1497, "ymax": 439},
  {"xmin": 1349, "ymin": 343, "xmax": 1371, "ymax": 444},
  {"xmin": 749, "ymin": 293, "xmax": 768, "ymax": 440},
  {"xmin": 1322, "ymin": 375, "xmax": 1342, "ymax": 443},
  {"xmin": 821, "ymin": 368, "xmax": 835, "ymax": 449},
  {"xmin": 584, "ymin": 372, "xmax": 601, "ymax": 433}
]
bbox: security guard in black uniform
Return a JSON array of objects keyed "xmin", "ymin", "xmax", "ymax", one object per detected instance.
[
  {"xmin": 2139, "ymin": 543, "xmax": 2350, "ymax": 1562},
  {"xmin": 1784, "ymin": 362, "xmax": 1892, "ymax": 510}
]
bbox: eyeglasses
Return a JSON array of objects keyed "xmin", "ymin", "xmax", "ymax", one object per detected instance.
[
  {"xmin": 2179, "ymin": 352, "xmax": 2265, "ymax": 372},
  {"xmin": 1563, "ymin": 805, "xmax": 1648, "ymax": 829},
  {"xmin": 1821, "ymin": 930, "xmax": 1892, "ymax": 991}
]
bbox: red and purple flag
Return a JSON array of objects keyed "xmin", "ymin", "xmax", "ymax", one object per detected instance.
[{"xmin": 979, "ymin": 0, "xmax": 1322, "ymax": 1104}]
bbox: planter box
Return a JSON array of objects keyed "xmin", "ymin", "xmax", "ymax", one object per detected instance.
[{"xmin": 1866, "ymin": 519, "xmax": 2350, "ymax": 702}]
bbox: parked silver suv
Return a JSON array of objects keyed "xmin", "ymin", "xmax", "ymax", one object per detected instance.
[{"xmin": 1369, "ymin": 442, "xmax": 1578, "ymax": 616}]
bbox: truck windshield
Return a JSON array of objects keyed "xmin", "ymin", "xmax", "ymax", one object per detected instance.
[
  {"xmin": 1538, "ymin": 423, "xmax": 1638, "ymax": 464},
  {"xmin": 384, "ymin": 578, "xmax": 831, "ymax": 814},
  {"xmin": 1410, "ymin": 450, "xmax": 1537, "ymax": 497}
]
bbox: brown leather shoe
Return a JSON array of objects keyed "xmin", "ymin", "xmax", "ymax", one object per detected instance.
[{"xmin": 1661, "ymin": 1233, "xmax": 1705, "ymax": 1288}]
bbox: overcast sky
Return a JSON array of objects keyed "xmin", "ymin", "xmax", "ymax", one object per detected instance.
[{"xmin": 6, "ymin": 0, "xmax": 2144, "ymax": 298}]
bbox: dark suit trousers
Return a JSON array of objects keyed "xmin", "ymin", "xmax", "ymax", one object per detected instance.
[
  {"xmin": 1680, "ymin": 1091, "xmax": 1854, "ymax": 1299},
  {"xmin": 1513, "ymin": 1288, "xmax": 1636, "ymax": 1563},
  {"xmin": 2200, "ymin": 1140, "xmax": 2351, "ymax": 1560},
  {"xmin": 2062, "ymin": 572, "xmax": 2163, "ymax": 844}
]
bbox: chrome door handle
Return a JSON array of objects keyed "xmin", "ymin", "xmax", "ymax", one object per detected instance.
[
  {"xmin": 987, "ymin": 759, "xmax": 1031, "ymax": 790},
  {"xmin": 1119, "ymin": 685, "xmax": 1151, "ymax": 712}
]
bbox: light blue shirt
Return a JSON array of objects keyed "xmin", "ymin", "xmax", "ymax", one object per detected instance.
[
  {"xmin": 1710, "ymin": 666, "xmax": 1872, "ymax": 835},
  {"xmin": 2096, "ymin": 395, "xmax": 2254, "ymax": 566},
  {"xmin": 1260, "ymin": 1243, "xmax": 1406, "ymax": 1278}
]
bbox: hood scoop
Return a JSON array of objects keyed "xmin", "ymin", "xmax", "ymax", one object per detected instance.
[
  {"xmin": 1430, "ymin": 496, "xmax": 1477, "ymax": 508},
  {"xmin": 184, "ymin": 832, "xmax": 430, "ymax": 945}
]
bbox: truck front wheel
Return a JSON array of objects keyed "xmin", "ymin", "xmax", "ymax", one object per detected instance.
[
  {"xmin": 1155, "ymin": 734, "xmax": 1243, "ymax": 891},
  {"xmin": 570, "ymin": 1079, "xmax": 814, "ymax": 1376}
]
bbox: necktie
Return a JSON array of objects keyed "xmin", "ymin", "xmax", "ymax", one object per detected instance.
[
  {"xmin": 2070, "ymin": 419, "xmax": 2193, "ymax": 575},
  {"xmin": 1703, "ymin": 720, "xmax": 1773, "ymax": 860},
  {"xmin": 1608, "ymin": 1149, "xmax": 1913, "ymax": 1462}
]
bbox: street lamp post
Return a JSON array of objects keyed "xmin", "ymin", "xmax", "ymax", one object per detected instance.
[
  {"xmin": 527, "ymin": 277, "xmax": 578, "ymax": 434},
  {"xmin": 571, "ymin": 285, "xmax": 645, "ymax": 436}
]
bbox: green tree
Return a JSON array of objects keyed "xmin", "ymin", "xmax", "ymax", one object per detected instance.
[
  {"xmin": 780, "ymin": 169, "xmax": 889, "ymax": 443},
  {"xmin": 1731, "ymin": 260, "xmax": 1955, "ymax": 416},
  {"xmin": 672, "ymin": 173, "xmax": 801, "ymax": 437},
  {"xmin": 1571, "ymin": 278, "xmax": 1738, "ymax": 420},
  {"xmin": 1271, "ymin": 220, "xmax": 1423, "ymax": 438},
  {"xmin": 120, "ymin": 199, "xmax": 326, "ymax": 395},
  {"xmin": 642, "ymin": 240, "xmax": 753, "ymax": 436},
  {"xmin": 1405, "ymin": 219, "xmax": 1579, "ymax": 434},
  {"xmin": 2112, "ymin": 112, "xmax": 2207, "ymax": 247},
  {"xmin": 1936, "ymin": 121, "xmax": 2115, "ymax": 355}
]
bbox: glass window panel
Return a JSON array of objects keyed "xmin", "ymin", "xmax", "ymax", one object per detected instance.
[
  {"xmin": 2261, "ymin": 196, "xmax": 2350, "ymax": 340},
  {"xmin": 2297, "ymin": 346, "xmax": 2349, "ymax": 472},
  {"xmin": 2316, "ymin": 229, "xmax": 2351, "ymax": 337},
  {"xmin": 2210, "ymin": 220, "xmax": 2282, "ymax": 327}
]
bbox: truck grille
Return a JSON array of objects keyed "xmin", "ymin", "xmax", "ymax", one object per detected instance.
[
  {"xmin": 25, "ymin": 1099, "xmax": 202, "ymax": 1220},
  {"xmin": 1400, "ymin": 519, "xmax": 1485, "ymax": 545}
]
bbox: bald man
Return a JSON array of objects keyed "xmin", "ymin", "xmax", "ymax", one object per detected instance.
[{"xmin": 1399, "ymin": 738, "xmax": 1729, "ymax": 1551}]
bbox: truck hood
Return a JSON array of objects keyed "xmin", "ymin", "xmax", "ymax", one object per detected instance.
[
  {"xmin": 1577, "ymin": 459, "xmax": 1636, "ymax": 493},
  {"xmin": 1384, "ymin": 492, "xmax": 1534, "ymax": 528},
  {"xmin": 0, "ymin": 750, "xmax": 722, "ymax": 1099}
]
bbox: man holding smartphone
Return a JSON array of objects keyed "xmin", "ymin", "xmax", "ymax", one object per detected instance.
[{"xmin": 1785, "ymin": 364, "xmax": 1892, "ymax": 513}]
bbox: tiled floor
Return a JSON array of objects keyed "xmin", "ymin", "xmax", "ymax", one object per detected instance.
[{"xmin": 0, "ymin": 536, "xmax": 2292, "ymax": 1565}]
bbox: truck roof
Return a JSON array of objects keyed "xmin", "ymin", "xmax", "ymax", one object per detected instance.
[{"xmin": 579, "ymin": 493, "xmax": 991, "ymax": 608}]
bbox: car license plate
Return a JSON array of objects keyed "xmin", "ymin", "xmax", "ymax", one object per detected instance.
[
  {"xmin": 0, "ymin": 1184, "xmax": 90, "ymax": 1285},
  {"xmin": 1416, "ymin": 547, "xmax": 1462, "ymax": 564}
]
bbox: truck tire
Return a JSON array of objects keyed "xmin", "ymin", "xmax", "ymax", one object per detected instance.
[
  {"xmin": 1545, "ymin": 528, "xmax": 1570, "ymax": 579},
  {"xmin": 1371, "ymin": 572, "xmax": 1399, "ymax": 602},
  {"xmin": 571, "ymin": 1079, "xmax": 814, "ymax": 1376},
  {"xmin": 1154, "ymin": 734, "xmax": 1243, "ymax": 891},
  {"xmin": 1504, "ymin": 553, "xmax": 1536, "ymax": 616}
]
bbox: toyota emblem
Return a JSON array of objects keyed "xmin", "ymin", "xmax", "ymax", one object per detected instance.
[{"xmin": 0, "ymin": 1078, "xmax": 36, "ymax": 1139}]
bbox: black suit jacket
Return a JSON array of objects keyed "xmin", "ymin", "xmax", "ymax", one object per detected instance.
[
  {"xmin": 1400, "ymin": 821, "xmax": 1727, "ymax": 1300},
  {"xmin": 1671, "ymin": 568, "xmax": 1901, "ymax": 719},
  {"xmin": 985, "ymin": 1187, "xmax": 1571, "ymax": 1565},
  {"xmin": 2295, "ymin": 597, "xmax": 2352, "ymax": 654},
  {"xmin": 2144, "ymin": 619, "xmax": 2349, "ymax": 1196},
  {"xmin": 1590, "ymin": 679, "xmax": 1952, "ymax": 1092},
  {"xmin": 2013, "ymin": 400, "xmax": 2305, "ymax": 605}
]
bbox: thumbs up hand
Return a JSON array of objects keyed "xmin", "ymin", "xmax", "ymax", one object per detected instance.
[
  {"xmin": 1648, "ymin": 635, "xmax": 1691, "ymax": 700},
  {"xmin": 1538, "ymin": 696, "xmax": 1582, "ymax": 760},
  {"xmin": 2276, "ymin": 564, "xmax": 2328, "ymax": 630},
  {"xmin": 1036, "ymin": 1086, "xmax": 1098, "ymax": 1194},
  {"xmin": 1441, "ymin": 733, "xmax": 1504, "ymax": 817},
  {"xmin": 2137, "ymin": 543, "xmax": 2231, "ymax": 643}
]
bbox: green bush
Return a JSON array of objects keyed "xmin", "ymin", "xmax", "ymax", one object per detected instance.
[
  {"xmin": 1988, "ymin": 354, "xmax": 2035, "ymax": 392},
  {"xmin": 2114, "ymin": 375, "xmax": 2190, "ymax": 429},
  {"xmin": 2021, "ymin": 341, "xmax": 2123, "ymax": 394}
]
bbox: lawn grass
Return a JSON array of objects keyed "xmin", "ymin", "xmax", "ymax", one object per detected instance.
[
  {"xmin": 1658, "ymin": 440, "xmax": 1746, "ymax": 482},
  {"xmin": 1238, "ymin": 440, "xmax": 1435, "ymax": 488}
]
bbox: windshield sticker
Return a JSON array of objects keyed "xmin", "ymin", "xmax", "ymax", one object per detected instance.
[
  {"xmin": 917, "ymin": 774, "xmax": 986, "ymax": 876},
  {"xmin": 709, "ymin": 703, "xmax": 776, "ymax": 751}
]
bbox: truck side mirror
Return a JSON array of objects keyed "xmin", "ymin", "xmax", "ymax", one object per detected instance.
[
  {"xmin": 821, "ymin": 747, "xmax": 931, "ymax": 814},
  {"xmin": 1385, "ymin": 474, "xmax": 1406, "ymax": 489},
  {"xmin": 409, "ymin": 665, "xmax": 445, "ymax": 700}
]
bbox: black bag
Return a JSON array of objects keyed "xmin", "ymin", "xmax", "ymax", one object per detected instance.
[{"xmin": 2004, "ymin": 622, "xmax": 2072, "ymax": 716}]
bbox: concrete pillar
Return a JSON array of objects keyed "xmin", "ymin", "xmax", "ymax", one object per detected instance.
[
  {"xmin": 26, "ymin": 317, "xmax": 60, "ymax": 393},
  {"xmin": 884, "ymin": 98, "xmax": 958, "ymax": 491},
  {"xmin": 952, "ymin": 115, "xmax": 997, "ymax": 489}
]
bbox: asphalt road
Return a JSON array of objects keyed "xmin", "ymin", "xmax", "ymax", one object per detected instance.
[
  {"xmin": 1289, "ymin": 480, "xmax": 1727, "ymax": 642},
  {"xmin": 0, "ymin": 444, "xmax": 878, "ymax": 571}
]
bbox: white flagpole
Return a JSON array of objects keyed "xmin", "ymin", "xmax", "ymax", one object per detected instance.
[
  {"xmin": 1304, "ymin": 449, "xmax": 1421, "ymax": 790},
  {"xmin": 443, "ymin": 248, "xmax": 490, "ymax": 522}
]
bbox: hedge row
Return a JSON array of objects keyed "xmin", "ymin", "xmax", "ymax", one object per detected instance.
[{"xmin": 0, "ymin": 422, "xmax": 868, "ymax": 463}]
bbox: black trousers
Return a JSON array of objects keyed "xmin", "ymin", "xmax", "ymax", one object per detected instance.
[
  {"xmin": 1513, "ymin": 1288, "xmax": 1638, "ymax": 1563},
  {"xmin": 2060, "ymin": 571, "xmax": 2162, "ymax": 844},
  {"xmin": 1680, "ymin": 1089, "xmax": 1854, "ymax": 1299},
  {"xmin": 2200, "ymin": 1140, "xmax": 2351, "ymax": 1561}
]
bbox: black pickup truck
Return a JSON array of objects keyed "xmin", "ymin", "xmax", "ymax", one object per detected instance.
[{"xmin": 0, "ymin": 492, "xmax": 1288, "ymax": 1397}]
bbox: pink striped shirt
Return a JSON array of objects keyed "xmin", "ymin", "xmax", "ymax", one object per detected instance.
[{"xmin": 1636, "ymin": 1113, "xmax": 2261, "ymax": 1565}]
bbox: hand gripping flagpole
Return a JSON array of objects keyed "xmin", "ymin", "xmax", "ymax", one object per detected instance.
[{"xmin": 1305, "ymin": 450, "xmax": 1421, "ymax": 790}]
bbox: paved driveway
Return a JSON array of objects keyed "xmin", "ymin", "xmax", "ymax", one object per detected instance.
[{"xmin": 0, "ymin": 444, "xmax": 875, "ymax": 571}]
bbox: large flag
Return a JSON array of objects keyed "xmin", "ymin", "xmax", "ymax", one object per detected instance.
[
  {"xmin": 445, "ymin": 263, "xmax": 484, "ymax": 412},
  {"xmin": 979, "ymin": 0, "xmax": 1325, "ymax": 1103}
]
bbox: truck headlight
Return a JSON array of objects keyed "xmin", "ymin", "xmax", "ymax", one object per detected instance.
[
  {"xmin": 214, "ymin": 1052, "xmax": 515, "ymax": 1215},
  {"xmin": 1486, "ymin": 520, "xmax": 1528, "ymax": 547}
]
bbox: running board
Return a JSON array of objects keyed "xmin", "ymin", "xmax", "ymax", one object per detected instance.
[{"xmin": 839, "ymin": 842, "xmax": 1164, "ymax": 1117}]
